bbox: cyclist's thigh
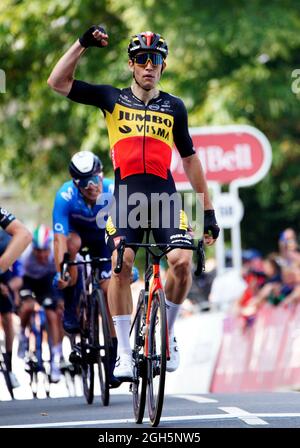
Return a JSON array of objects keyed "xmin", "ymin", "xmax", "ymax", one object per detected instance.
[
  {"xmin": 152, "ymin": 208, "xmax": 194, "ymax": 248},
  {"xmin": 24, "ymin": 275, "xmax": 59, "ymax": 312},
  {"xmin": 99, "ymin": 278, "xmax": 109, "ymax": 296}
]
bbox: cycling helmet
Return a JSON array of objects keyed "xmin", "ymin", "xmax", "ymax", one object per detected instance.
[
  {"xmin": 32, "ymin": 224, "xmax": 53, "ymax": 250},
  {"xmin": 69, "ymin": 151, "xmax": 103, "ymax": 180},
  {"xmin": 128, "ymin": 31, "xmax": 168, "ymax": 59}
]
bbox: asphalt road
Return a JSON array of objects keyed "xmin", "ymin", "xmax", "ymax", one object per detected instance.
[{"xmin": 1, "ymin": 391, "xmax": 300, "ymax": 429}]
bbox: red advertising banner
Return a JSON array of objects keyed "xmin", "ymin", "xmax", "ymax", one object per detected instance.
[{"xmin": 171, "ymin": 125, "xmax": 272, "ymax": 189}]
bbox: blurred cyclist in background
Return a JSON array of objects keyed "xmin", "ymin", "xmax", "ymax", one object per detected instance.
[
  {"xmin": 0, "ymin": 207, "xmax": 32, "ymax": 387},
  {"xmin": 18, "ymin": 224, "xmax": 63, "ymax": 383}
]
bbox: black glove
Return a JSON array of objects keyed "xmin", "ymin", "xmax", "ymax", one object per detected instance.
[
  {"xmin": 204, "ymin": 209, "xmax": 220, "ymax": 240},
  {"xmin": 79, "ymin": 25, "xmax": 107, "ymax": 48}
]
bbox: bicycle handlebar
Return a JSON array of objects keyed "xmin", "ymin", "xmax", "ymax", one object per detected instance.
[
  {"xmin": 115, "ymin": 239, "xmax": 126, "ymax": 274},
  {"xmin": 114, "ymin": 239, "xmax": 205, "ymax": 277},
  {"xmin": 60, "ymin": 253, "xmax": 111, "ymax": 279},
  {"xmin": 61, "ymin": 253, "xmax": 70, "ymax": 281}
]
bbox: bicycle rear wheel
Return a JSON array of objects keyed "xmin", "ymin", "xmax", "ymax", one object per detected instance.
[
  {"xmin": 132, "ymin": 290, "xmax": 147, "ymax": 424},
  {"xmin": 147, "ymin": 288, "xmax": 167, "ymax": 427},
  {"xmin": 79, "ymin": 291, "xmax": 94, "ymax": 404},
  {"xmin": 92, "ymin": 289, "xmax": 110, "ymax": 407}
]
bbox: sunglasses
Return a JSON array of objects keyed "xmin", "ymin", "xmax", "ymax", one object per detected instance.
[
  {"xmin": 133, "ymin": 52, "xmax": 164, "ymax": 67},
  {"xmin": 75, "ymin": 174, "xmax": 102, "ymax": 189}
]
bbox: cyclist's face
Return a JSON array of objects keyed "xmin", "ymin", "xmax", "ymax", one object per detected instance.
[
  {"xmin": 129, "ymin": 52, "xmax": 165, "ymax": 90},
  {"xmin": 79, "ymin": 181, "xmax": 102, "ymax": 203},
  {"xmin": 34, "ymin": 248, "xmax": 50, "ymax": 264}
]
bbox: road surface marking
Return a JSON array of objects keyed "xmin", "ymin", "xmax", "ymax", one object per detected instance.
[
  {"xmin": 219, "ymin": 407, "xmax": 268, "ymax": 425},
  {"xmin": 177, "ymin": 395, "xmax": 218, "ymax": 404},
  {"xmin": 2, "ymin": 412, "xmax": 300, "ymax": 428}
]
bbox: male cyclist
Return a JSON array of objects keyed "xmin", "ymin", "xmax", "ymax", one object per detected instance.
[
  {"xmin": 0, "ymin": 207, "xmax": 32, "ymax": 387},
  {"xmin": 48, "ymin": 28, "xmax": 220, "ymax": 380},
  {"xmin": 18, "ymin": 224, "xmax": 64, "ymax": 383},
  {"xmin": 52, "ymin": 150, "xmax": 120, "ymax": 386}
]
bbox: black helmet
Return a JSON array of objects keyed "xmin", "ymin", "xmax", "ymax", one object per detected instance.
[
  {"xmin": 69, "ymin": 151, "xmax": 103, "ymax": 180},
  {"xmin": 128, "ymin": 31, "xmax": 168, "ymax": 59}
]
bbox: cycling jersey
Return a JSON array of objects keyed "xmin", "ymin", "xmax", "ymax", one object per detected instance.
[
  {"xmin": 67, "ymin": 81, "xmax": 195, "ymax": 180},
  {"xmin": 53, "ymin": 177, "xmax": 114, "ymax": 236},
  {"xmin": 21, "ymin": 248, "xmax": 56, "ymax": 279},
  {"xmin": 20, "ymin": 247, "xmax": 62, "ymax": 309},
  {"xmin": 53, "ymin": 178, "xmax": 113, "ymax": 266},
  {"xmin": 0, "ymin": 207, "xmax": 15, "ymax": 230}
]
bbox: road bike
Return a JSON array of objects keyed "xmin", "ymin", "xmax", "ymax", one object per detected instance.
[
  {"xmin": 115, "ymin": 232, "xmax": 205, "ymax": 426},
  {"xmin": 61, "ymin": 251, "xmax": 112, "ymax": 406},
  {"xmin": 23, "ymin": 304, "xmax": 51, "ymax": 398}
]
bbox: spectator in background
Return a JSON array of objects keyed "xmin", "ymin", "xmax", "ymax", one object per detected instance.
[
  {"xmin": 278, "ymin": 228, "xmax": 300, "ymax": 267},
  {"xmin": 232, "ymin": 249, "xmax": 265, "ymax": 324},
  {"xmin": 246, "ymin": 253, "xmax": 282, "ymax": 310},
  {"xmin": 282, "ymin": 267, "xmax": 300, "ymax": 307}
]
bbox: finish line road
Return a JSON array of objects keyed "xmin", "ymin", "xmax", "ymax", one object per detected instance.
[{"xmin": 1, "ymin": 392, "xmax": 300, "ymax": 428}]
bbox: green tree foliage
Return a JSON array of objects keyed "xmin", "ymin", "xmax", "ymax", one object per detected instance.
[
  {"xmin": 0, "ymin": 0, "xmax": 129, "ymax": 195},
  {"xmin": 1, "ymin": 0, "xmax": 300, "ymax": 251}
]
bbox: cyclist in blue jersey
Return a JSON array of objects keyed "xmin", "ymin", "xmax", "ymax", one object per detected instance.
[
  {"xmin": 18, "ymin": 225, "xmax": 64, "ymax": 383},
  {"xmin": 52, "ymin": 150, "xmax": 119, "ymax": 386}
]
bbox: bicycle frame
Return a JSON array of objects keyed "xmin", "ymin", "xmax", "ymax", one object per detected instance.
[
  {"xmin": 144, "ymin": 261, "xmax": 169, "ymax": 360},
  {"xmin": 123, "ymin": 235, "xmax": 205, "ymax": 359},
  {"xmin": 118, "ymin": 234, "xmax": 205, "ymax": 426}
]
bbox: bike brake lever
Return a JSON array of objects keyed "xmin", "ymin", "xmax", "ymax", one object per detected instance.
[
  {"xmin": 60, "ymin": 252, "xmax": 71, "ymax": 281},
  {"xmin": 114, "ymin": 239, "xmax": 126, "ymax": 274},
  {"xmin": 194, "ymin": 240, "xmax": 205, "ymax": 277}
]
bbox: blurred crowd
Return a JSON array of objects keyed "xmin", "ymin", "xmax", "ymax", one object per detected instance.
[
  {"xmin": 233, "ymin": 228, "xmax": 300, "ymax": 325},
  {"xmin": 184, "ymin": 228, "xmax": 300, "ymax": 323}
]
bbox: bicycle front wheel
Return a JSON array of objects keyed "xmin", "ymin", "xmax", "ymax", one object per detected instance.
[
  {"xmin": 132, "ymin": 290, "xmax": 147, "ymax": 423},
  {"xmin": 79, "ymin": 291, "xmax": 94, "ymax": 404},
  {"xmin": 92, "ymin": 289, "xmax": 110, "ymax": 407},
  {"xmin": 147, "ymin": 288, "xmax": 167, "ymax": 427}
]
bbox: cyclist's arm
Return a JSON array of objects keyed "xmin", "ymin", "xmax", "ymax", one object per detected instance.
[
  {"xmin": 47, "ymin": 27, "xmax": 109, "ymax": 99},
  {"xmin": 53, "ymin": 189, "xmax": 71, "ymax": 272},
  {"xmin": 173, "ymin": 98, "xmax": 213, "ymax": 210},
  {"xmin": 47, "ymin": 41, "xmax": 86, "ymax": 96},
  {"xmin": 182, "ymin": 154, "xmax": 213, "ymax": 210},
  {"xmin": 0, "ymin": 220, "xmax": 32, "ymax": 273},
  {"xmin": 53, "ymin": 232, "xmax": 68, "ymax": 274},
  {"xmin": 52, "ymin": 189, "xmax": 78, "ymax": 287}
]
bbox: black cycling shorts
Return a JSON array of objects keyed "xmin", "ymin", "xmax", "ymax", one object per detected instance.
[
  {"xmin": 105, "ymin": 170, "xmax": 194, "ymax": 252},
  {"xmin": 20, "ymin": 274, "xmax": 63, "ymax": 311},
  {"xmin": 0, "ymin": 291, "xmax": 14, "ymax": 314}
]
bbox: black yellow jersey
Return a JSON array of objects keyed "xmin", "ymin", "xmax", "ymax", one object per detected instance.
[{"xmin": 67, "ymin": 80, "xmax": 195, "ymax": 180}]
